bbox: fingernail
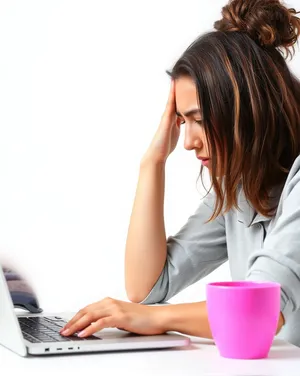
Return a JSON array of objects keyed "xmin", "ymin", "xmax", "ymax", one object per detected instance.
[
  {"xmin": 61, "ymin": 329, "xmax": 70, "ymax": 335},
  {"xmin": 77, "ymin": 331, "xmax": 86, "ymax": 337}
]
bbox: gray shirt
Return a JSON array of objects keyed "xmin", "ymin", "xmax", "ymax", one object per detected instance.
[{"xmin": 141, "ymin": 155, "xmax": 300, "ymax": 347}]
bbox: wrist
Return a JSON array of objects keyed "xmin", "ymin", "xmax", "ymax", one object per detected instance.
[
  {"xmin": 150, "ymin": 302, "xmax": 213, "ymax": 338},
  {"xmin": 151, "ymin": 304, "xmax": 179, "ymax": 333},
  {"xmin": 276, "ymin": 312, "xmax": 285, "ymax": 334},
  {"xmin": 140, "ymin": 153, "xmax": 167, "ymax": 169},
  {"xmin": 150, "ymin": 305, "xmax": 173, "ymax": 333}
]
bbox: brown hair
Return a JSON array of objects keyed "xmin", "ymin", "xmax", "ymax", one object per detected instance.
[{"xmin": 167, "ymin": 0, "xmax": 300, "ymax": 220}]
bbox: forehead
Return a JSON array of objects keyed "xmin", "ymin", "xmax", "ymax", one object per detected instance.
[{"xmin": 175, "ymin": 76, "xmax": 199, "ymax": 113}]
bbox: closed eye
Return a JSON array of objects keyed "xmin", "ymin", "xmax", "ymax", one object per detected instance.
[{"xmin": 180, "ymin": 120, "xmax": 203, "ymax": 126}]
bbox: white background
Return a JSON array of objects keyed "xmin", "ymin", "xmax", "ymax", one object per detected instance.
[{"xmin": 0, "ymin": 0, "xmax": 299, "ymax": 314}]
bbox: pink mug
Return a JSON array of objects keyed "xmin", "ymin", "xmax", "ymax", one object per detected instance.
[{"xmin": 206, "ymin": 281, "xmax": 281, "ymax": 359}]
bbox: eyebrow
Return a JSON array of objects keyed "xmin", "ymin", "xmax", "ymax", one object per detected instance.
[{"xmin": 175, "ymin": 108, "xmax": 201, "ymax": 117}]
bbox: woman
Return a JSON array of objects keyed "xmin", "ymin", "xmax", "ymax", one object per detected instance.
[{"xmin": 61, "ymin": 0, "xmax": 300, "ymax": 347}]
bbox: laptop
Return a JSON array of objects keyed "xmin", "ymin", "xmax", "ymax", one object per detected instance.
[{"xmin": 0, "ymin": 265, "xmax": 191, "ymax": 356}]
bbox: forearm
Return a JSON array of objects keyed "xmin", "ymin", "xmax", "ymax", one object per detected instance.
[
  {"xmin": 160, "ymin": 301, "xmax": 213, "ymax": 338},
  {"xmin": 157, "ymin": 301, "xmax": 285, "ymax": 339},
  {"xmin": 125, "ymin": 158, "xmax": 167, "ymax": 303}
]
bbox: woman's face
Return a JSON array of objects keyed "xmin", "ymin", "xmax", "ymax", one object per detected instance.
[{"xmin": 174, "ymin": 76, "xmax": 211, "ymax": 168}]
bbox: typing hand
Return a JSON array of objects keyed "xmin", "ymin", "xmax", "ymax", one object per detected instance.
[{"xmin": 59, "ymin": 298, "xmax": 165, "ymax": 338}]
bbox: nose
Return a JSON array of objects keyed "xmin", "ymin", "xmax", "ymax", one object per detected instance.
[{"xmin": 184, "ymin": 124, "xmax": 203, "ymax": 151}]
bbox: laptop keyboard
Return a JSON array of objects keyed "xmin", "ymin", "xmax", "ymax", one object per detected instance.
[{"xmin": 18, "ymin": 316, "xmax": 101, "ymax": 343}]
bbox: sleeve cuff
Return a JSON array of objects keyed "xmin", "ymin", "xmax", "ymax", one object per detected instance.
[
  {"xmin": 139, "ymin": 266, "xmax": 169, "ymax": 305},
  {"xmin": 246, "ymin": 256, "xmax": 295, "ymax": 324}
]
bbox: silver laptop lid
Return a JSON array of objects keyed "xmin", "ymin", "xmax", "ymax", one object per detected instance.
[{"xmin": 0, "ymin": 266, "xmax": 27, "ymax": 356}]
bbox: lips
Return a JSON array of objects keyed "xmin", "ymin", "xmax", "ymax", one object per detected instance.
[
  {"xmin": 197, "ymin": 156, "xmax": 209, "ymax": 161},
  {"xmin": 196, "ymin": 156, "xmax": 210, "ymax": 166}
]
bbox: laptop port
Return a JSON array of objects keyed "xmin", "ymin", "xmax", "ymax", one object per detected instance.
[
  {"xmin": 56, "ymin": 348, "xmax": 62, "ymax": 351},
  {"xmin": 45, "ymin": 348, "xmax": 50, "ymax": 352},
  {"xmin": 68, "ymin": 347, "xmax": 73, "ymax": 350}
]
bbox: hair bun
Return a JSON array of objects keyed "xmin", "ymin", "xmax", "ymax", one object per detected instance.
[{"xmin": 214, "ymin": 0, "xmax": 300, "ymax": 57}]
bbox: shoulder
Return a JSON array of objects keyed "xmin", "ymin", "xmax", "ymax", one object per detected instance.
[
  {"xmin": 280, "ymin": 155, "xmax": 300, "ymax": 199},
  {"xmin": 271, "ymin": 155, "xmax": 300, "ymax": 223}
]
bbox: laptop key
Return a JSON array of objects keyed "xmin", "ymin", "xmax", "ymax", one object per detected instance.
[
  {"xmin": 45, "ymin": 316, "xmax": 67, "ymax": 322},
  {"xmin": 22, "ymin": 333, "xmax": 41, "ymax": 343},
  {"xmin": 19, "ymin": 317, "xmax": 100, "ymax": 342},
  {"xmin": 52, "ymin": 336, "xmax": 72, "ymax": 342},
  {"xmin": 42, "ymin": 330, "xmax": 58, "ymax": 335},
  {"xmin": 44, "ymin": 316, "xmax": 68, "ymax": 323},
  {"xmin": 45, "ymin": 323, "xmax": 64, "ymax": 330},
  {"xmin": 28, "ymin": 332, "xmax": 56, "ymax": 342},
  {"xmin": 51, "ymin": 322, "xmax": 67, "ymax": 328},
  {"xmin": 24, "ymin": 328, "xmax": 38, "ymax": 335},
  {"xmin": 39, "ymin": 319, "xmax": 65, "ymax": 329},
  {"xmin": 34, "ymin": 336, "xmax": 57, "ymax": 343}
]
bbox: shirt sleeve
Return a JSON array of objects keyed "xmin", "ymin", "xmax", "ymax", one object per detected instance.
[
  {"xmin": 140, "ymin": 193, "xmax": 227, "ymax": 304},
  {"xmin": 246, "ymin": 166, "xmax": 300, "ymax": 324}
]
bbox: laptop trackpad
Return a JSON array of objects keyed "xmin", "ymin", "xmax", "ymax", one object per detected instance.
[{"xmin": 94, "ymin": 328, "xmax": 142, "ymax": 340}]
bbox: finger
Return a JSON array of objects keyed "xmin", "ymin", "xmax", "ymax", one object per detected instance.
[
  {"xmin": 61, "ymin": 310, "xmax": 105, "ymax": 336},
  {"xmin": 176, "ymin": 115, "xmax": 182, "ymax": 128},
  {"xmin": 165, "ymin": 79, "xmax": 176, "ymax": 114},
  {"xmin": 60, "ymin": 309, "xmax": 86, "ymax": 333},
  {"xmin": 60, "ymin": 300, "xmax": 103, "ymax": 332},
  {"xmin": 60, "ymin": 297, "xmax": 116, "ymax": 334},
  {"xmin": 78, "ymin": 317, "xmax": 116, "ymax": 337}
]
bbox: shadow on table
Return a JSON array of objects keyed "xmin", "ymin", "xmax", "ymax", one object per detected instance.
[
  {"xmin": 266, "ymin": 339, "xmax": 300, "ymax": 360},
  {"xmin": 267, "ymin": 349, "xmax": 300, "ymax": 360}
]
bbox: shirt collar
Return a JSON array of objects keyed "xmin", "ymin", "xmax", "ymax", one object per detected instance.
[{"xmin": 236, "ymin": 185, "xmax": 282, "ymax": 227}]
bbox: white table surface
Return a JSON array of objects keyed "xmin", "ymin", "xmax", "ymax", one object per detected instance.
[{"xmin": 1, "ymin": 311, "xmax": 300, "ymax": 376}]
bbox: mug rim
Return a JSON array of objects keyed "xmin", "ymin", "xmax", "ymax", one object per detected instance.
[{"xmin": 207, "ymin": 280, "xmax": 281, "ymax": 289}]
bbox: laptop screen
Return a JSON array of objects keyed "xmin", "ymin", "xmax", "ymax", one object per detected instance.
[{"xmin": 2, "ymin": 265, "xmax": 42, "ymax": 313}]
